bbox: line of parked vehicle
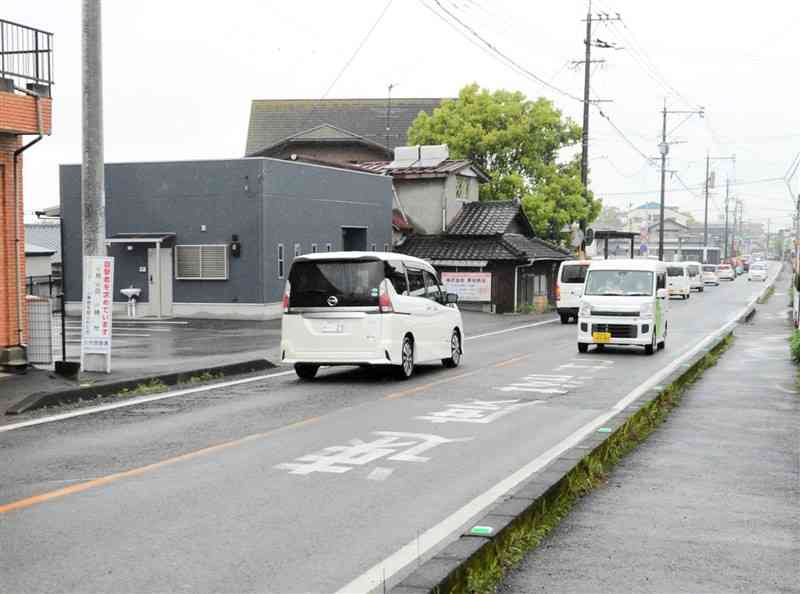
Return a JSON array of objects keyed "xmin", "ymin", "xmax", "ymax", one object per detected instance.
[
  {"xmin": 556, "ymin": 257, "xmax": 770, "ymax": 356},
  {"xmin": 277, "ymin": 251, "xmax": 771, "ymax": 382}
]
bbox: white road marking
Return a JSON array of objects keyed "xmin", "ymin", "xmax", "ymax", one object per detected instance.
[
  {"xmin": 0, "ymin": 369, "xmax": 295, "ymax": 433},
  {"xmin": 774, "ymin": 384, "xmax": 797, "ymax": 395},
  {"xmin": 464, "ymin": 318, "xmax": 559, "ymax": 341},
  {"xmin": 367, "ymin": 467, "xmax": 394, "ymax": 481},
  {"xmin": 335, "ymin": 278, "xmax": 773, "ymax": 594}
]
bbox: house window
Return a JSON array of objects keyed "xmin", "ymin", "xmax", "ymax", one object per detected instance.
[
  {"xmin": 326, "ymin": 243, "xmax": 332, "ymax": 252},
  {"xmin": 456, "ymin": 177, "xmax": 469, "ymax": 201},
  {"xmin": 383, "ymin": 243, "xmax": 390, "ymax": 252},
  {"xmin": 277, "ymin": 244, "xmax": 285, "ymax": 279},
  {"xmin": 294, "ymin": 243, "xmax": 301, "ymax": 259},
  {"xmin": 175, "ymin": 245, "xmax": 228, "ymax": 280},
  {"xmin": 370, "ymin": 243, "xmax": 377, "ymax": 252},
  {"xmin": 311, "ymin": 243, "xmax": 318, "ymax": 254}
]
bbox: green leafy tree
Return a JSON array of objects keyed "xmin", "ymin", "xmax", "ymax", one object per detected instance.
[
  {"xmin": 407, "ymin": 83, "xmax": 600, "ymax": 240},
  {"xmin": 594, "ymin": 205, "xmax": 626, "ymax": 230}
]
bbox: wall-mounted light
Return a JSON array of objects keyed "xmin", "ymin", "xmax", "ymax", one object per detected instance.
[
  {"xmin": 127, "ymin": 245, "xmax": 134, "ymax": 251},
  {"xmin": 231, "ymin": 234, "xmax": 242, "ymax": 258}
]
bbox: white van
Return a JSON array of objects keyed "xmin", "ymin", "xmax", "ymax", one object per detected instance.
[
  {"xmin": 702, "ymin": 264, "xmax": 719, "ymax": 286},
  {"xmin": 281, "ymin": 252, "xmax": 464, "ymax": 380},
  {"xmin": 577, "ymin": 259, "xmax": 669, "ymax": 355},
  {"xmin": 556, "ymin": 260, "xmax": 591, "ymax": 324},
  {"xmin": 666, "ymin": 263, "xmax": 691, "ymax": 299},
  {"xmin": 685, "ymin": 261, "xmax": 704, "ymax": 292}
]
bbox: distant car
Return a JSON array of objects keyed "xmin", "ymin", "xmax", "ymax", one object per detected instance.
[
  {"xmin": 702, "ymin": 264, "xmax": 719, "ymax": 286},
  {"xmin": 717, "ymin": 264, "xmax": 735, "ymax": 281},
  {"xmin": 556, "ymin": 260, "xmax": 591, "ymax": 324},
  {"xmin": 685, "ymin": 262, "xmax": 704, "ymax": 292},
  {"xmin": 748, "ymin": 262, "xmax": 768, "ymax": 282},
  {"xmin": 667, "ymin": 263, "xmax": 691, "ymax": 299}
]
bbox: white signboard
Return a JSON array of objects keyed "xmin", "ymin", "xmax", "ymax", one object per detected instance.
[
  {"xmin": 81, "ymin": 256, "xmax": 114, "ymax": 367},
  {"xmin": 440, "ymin": 272, "xmax": 492, "ymax": 302}
]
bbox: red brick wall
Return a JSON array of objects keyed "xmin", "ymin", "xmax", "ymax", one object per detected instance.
[
  {"xmin": 0, "ymin": 133, "xmax": 29, "ymax": 349},
  {"xmin": 0, "ymin": 92, "xmax": 52, "ymax": 135}
]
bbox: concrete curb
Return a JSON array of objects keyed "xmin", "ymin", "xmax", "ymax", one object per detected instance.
[
  {"xmin": 5, "ymin": 358, "xmax": 276, "ymax": 415},
  {"xmin": 391, "ymin": 264, "xmax": 784, "ymax": 594}
]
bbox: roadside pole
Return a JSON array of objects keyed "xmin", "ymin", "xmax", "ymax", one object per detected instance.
[{"xmin": 81, "ymin": 0, "xmax": 113, "ymax": 373}]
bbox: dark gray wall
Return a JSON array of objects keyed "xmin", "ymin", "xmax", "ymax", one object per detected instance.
[
  {"xmin": 61, "ymin": 159, "xmax": 265, "ymax": 304},
  {"xmin": 261, "ymin": 159, "xmax": 393, "ymax": 302},
  {"xmin": 61, "ymin": 158, "xmax": 393, "ymax": 306}
]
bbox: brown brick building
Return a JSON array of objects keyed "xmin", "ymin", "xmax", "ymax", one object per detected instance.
[{"xmin": 0, "ymin": 19, "xmax": 53, "ymax": 368}]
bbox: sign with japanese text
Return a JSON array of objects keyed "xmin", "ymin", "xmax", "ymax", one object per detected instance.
[
  {"xmin": 440, "ymin": 272, "xmax": 491, "ymax": 302},
  {"xmin": 81, "ymin": 256, "xmax": 114, "ymax": 361}
]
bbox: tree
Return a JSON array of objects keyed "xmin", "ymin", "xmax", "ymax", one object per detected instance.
[
  {"xmin": 594, "ymin": 205, "xmax": 626, "ymax": 230},
  {"xmin": 407, "ymin": 83, "xmax": 600, "ymax": 240}
]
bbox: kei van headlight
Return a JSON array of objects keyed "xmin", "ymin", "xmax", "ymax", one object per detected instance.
[
  {"xmin": 639, "ymin": 302, "xmax": 654, "ymax": 319},
  {"xmin": 579, "ymin": 302, "xmax": 592, "ymax": 317}
]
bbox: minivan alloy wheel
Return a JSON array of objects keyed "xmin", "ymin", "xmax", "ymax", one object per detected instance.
[
  {"xmin": 442, "ymin": 331, "xmax": 462, "ymax": 368},
  {"xmin": 396, "ymin": 336, "xmax": 415, "ymax": 380}
]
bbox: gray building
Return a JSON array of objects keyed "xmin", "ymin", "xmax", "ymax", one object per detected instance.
[{"xmin": 60, "ymin": 158, "xmax": 393, "ymax": 319}]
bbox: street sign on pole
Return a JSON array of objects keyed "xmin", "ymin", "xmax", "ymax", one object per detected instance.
[{"xmin": 80, "ymin": 256, "xmax": 114, "ymax": 373}]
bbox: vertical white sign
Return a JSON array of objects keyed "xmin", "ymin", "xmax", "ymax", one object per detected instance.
[{"xmin": 81, "ymin": 256, "xmax": 114, "ymax": 372}]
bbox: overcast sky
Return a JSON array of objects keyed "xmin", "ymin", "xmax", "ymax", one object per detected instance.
[{"xmin": 7, "ymin": 0, "xmax": 800, "ymax": 230}]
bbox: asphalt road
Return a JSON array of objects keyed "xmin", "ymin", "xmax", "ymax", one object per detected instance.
[{"xmin": 0, "ymin": 266, "xmax": 778, "ymax": 594}]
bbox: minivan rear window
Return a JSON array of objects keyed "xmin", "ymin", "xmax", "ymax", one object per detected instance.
[
  {"xmin": 288, "ymin": 259, "xmax": 383, "ymax": 307},
  {"xmin": 561, "ymin": 264, "xmax": 589, "ymax": 283},
  {"xmin": 703, "ymin": 265, "xmax": 716, "ymax": 272},
  {"xmin": 667, "ymin": 266, "xmax": 684, "ymax": 277}
]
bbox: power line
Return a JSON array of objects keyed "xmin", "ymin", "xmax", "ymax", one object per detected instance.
[
  {"xmin": 296, "ymin": 0, "xmax": 393, "ymax": 133},
  {"xmin": 425, "ymin": 0, "xmax": 585, "ymax": 103},
  {"xmin": 600, "ymin": 176, "xmax": 786, "ymax": 196}
]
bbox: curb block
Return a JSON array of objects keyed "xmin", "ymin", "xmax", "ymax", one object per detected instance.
[
  {"xmin": 391, "ymin": 265, "xmax": 783, "ymax": 594},
  {"xmin": 5, "ymin": 358, "xmax": 276, "ymax": 415}
]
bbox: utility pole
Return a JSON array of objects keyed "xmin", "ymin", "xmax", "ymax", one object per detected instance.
[
  {"xmin": 703, "ymin": 153, "xmax": 710, "ymax": 247},
  {"xmin": 723, "ymin": 177, "xmax": 730, "ymax": 259},
  {"xmin": 82, "ymin": 0, "xmax": 106, "ymax": 258},
  {"xmin": 657, "ymin": 103, "xmax": 704, "ymax": 261},
  {"xmin": 577, "ymin": 4, "xmax": 619, "ymax": 255},
  {"xmin": 82, "ymin": 0, "xmax": 109, "ymax": 373},
  {"xmin": 702, "ymin": 154, "xmax": 735, "ymax": 259}
]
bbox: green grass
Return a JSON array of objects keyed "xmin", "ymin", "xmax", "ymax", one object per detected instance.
[
  {"xmin": 790, "ymin": 330, "xmax": 800, "ymax": 364},
  {"xmin": 187, "ymin": 371, "xmax": 224, "ymax": 384},
  {"xmin": 442, "ymin": 335, "xmax": 734, "ymax": 594},
  {"xmin": 114, "ymin": 378, "xmax": 168, "ymax": 398},
  {"xmin": 757, "ymin": 285, "xmax": 775, "ymax": 304}
]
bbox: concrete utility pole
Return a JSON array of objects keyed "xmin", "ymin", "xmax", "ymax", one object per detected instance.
[
  {"xmin": 82, "ymin": 0, "xmax": 105, "ymax": 257},
  {"xmin": 656, "ymin": 103, "xmax": 704, "ymax": 261},
  {"xmin": 82, "ymin": 0, "xmax": 108, "ymax": 373},
  {"xmin": 577, "ymin": 4, "xmax": 618, "ymax": 255},
  {"xmin": 723, "ymin": 177, "xmax": 730, "ymax": 259},
  {"xmin": 703, "ymin": 153, "xmax": 710, "ymax": 247}
]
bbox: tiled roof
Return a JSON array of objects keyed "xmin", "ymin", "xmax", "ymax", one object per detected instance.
[
  {"xmin": 245, "ymin": 98, "xmax": 446, "ymax": 156},
  {"xmin": 447, "ymin": 201, "xmax": 530, "ymax": 235},
  {"xmin": 25, "ymin": 223, "xmax": 60, "ymax": 260},
  {"xmin": 398, "ymin": 233, "xmax": 569, "ymax": 262},
  {"xmin": 358, "ymin": 159, "xmax": 489, "ymax": 181}
]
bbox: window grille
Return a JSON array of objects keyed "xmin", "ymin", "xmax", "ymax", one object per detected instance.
[{"xmin": 175, "ymin": 245, "xmax": 228, "ymax": 280}]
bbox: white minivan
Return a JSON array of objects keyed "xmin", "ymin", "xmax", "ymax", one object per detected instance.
[
  {"xmin": 577, "ymin": 259, "xmax": 669, "ymax": 355},
  {"xmin": 556, "ymin": 260, "xmax": 591, "ymax": 324},
  {"xmin": 685, "ymin": 262, "xmax": 704, "ymax": 292},
  {"xmin": 667, "ymin": 263, "xmax": 691, "ymax": 300},
  {"xmin": 281, "ymin": 252, "xmax": 464, "ymax": 380}
]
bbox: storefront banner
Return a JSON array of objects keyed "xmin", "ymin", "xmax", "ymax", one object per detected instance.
[{"xmin": 441, "ymin": 272, "xmax": 492, "ymax": 302}]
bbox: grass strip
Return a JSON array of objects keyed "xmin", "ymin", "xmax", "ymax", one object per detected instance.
[
  {"xmin": 757, "ymin": 285, "xmax": 775, "ymax": 304},
  {"xmin": 442, "ymin": 334, "xmax": 734, "ymax": 594}
]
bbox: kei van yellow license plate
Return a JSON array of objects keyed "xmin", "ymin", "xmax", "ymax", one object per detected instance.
[{"xmin": 592, "ymin": 331, "xmax": 611, "ymax": 343}]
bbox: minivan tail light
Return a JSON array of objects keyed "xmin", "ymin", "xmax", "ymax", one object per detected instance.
[
  {"xmin": 282, "ymin": 280, "xmax": 291, "ymax": 313},
  {"xmin": 555, "ymin": 284, "xmax": 561, "ymax": 301},
  {"xmin": 379, "ymin": 281, "xmax": 394, "ymax": 313}
]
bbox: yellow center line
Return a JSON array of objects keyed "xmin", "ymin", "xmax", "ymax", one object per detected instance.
[
  {"xmin": 2, "ymin": 351, "xmax": 534, "ymax": 513},
  {"xmin": 0, "ymin": 416, "xmax": 321, "ymax": 515}
]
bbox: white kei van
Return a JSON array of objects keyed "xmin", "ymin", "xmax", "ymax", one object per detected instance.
[
  {"xmin": 577, "ymin": 259, "xmax": 669, "ymax": 355},
  {"xmin": 685, "ymin": 261, "xmax": 704, "ymax": 292},
  {"xmin": 281, "ymin": 252, "xmax": 464, "ymax": 380},
  {"xmin": 666, "ymin": 263, "xmax": 691, "ymax": 299},
  {"xmin": 556, "ymin": 260, "xmax": 591, "ymax": 323}
]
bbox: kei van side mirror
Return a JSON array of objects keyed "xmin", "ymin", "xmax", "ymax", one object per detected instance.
[
  {"xmin": 657, "ymin": 288, "xmax": 668, "ymax": 299},
  {"xmin": 446, "ymin": 293, "xmax": 459, "ymax": 304}
]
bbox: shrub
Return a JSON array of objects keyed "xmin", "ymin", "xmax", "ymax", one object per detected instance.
[{"xmin": 790, "ymin": 330, "xmax": 800, "ymax": 364}]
